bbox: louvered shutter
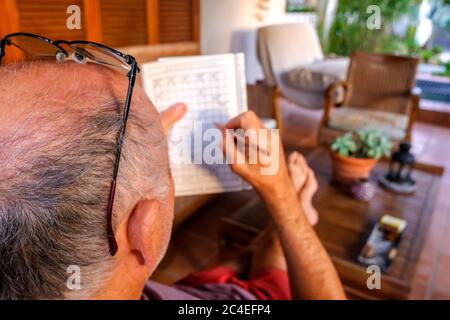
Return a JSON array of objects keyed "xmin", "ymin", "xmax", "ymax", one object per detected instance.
[
  {"xmin": 100, "ymin": 0, "xmax": 148, "ymax": 48},
  {"xmin": 17, "ymin": 0, "xmax": 85, "ymax": 40},
  {"xmin": 159, "ymin": 0, "xmax": 193, "ymax": 43}
]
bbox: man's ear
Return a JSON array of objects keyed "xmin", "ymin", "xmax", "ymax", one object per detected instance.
[{"xmin": 127, "ymin": 199, "xmax": 162, "ymax": 270}]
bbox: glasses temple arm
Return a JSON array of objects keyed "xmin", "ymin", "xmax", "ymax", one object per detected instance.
[{"xmin": 106, "ymin": 61, "xmax": 138, "ymax": 256}]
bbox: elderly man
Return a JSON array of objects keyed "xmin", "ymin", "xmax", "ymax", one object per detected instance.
[{"xmin": 0, "ymin": 58, "xmax": 345, "ymax": 300}]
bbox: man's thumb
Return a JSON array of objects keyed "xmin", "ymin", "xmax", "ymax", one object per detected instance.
[{"xmin": 161, "ymin": 103, "xmax": 187, "ymax": 131}]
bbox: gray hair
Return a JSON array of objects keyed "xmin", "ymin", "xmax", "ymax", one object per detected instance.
[{"xmin": 0, "ymin": 62, "xmax": 170, "ymax": 299}]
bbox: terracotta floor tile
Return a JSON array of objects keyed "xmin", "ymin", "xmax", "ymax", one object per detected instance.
[
  {"xmin": 412, "ymin": 125, "xmax": 432, "ymax": 149},
  {"xmin": 414, "ymin": 225, "xmax": 445, "ymax": 289},
  {"xmin": 442, "ymin": 228, "xmax": 450, "ymax": 255},
  {"xmin": 430, "ymin": 254, "xmax": 450, "ymax": 295},
  {"xmin": 412, "ymin": 263, "xmax": 433, "ymax": 288},
  {"xmin": 418, "ymin": 228, "xmax": 443, "ymax": 264},
  {"xmin": 430, "ymin": 289, "xmax": 450, "ymax": 300},
  {"xmin": 411, "ymin": 137, "xmax": 428, "ymax": 156},
  {"xmin": 413, "ymin": 123, "xmax": 435, "ymax": 138},
  {"xmin": 441, "ymin": 172, "xmax": 450, "ymax": 188},
  {"xmin": 409, "ymin": 281, "xmax": 428, "ymax": 300},
  {"xmin": 417, "ymin": 150, "xmax": 450, "ymax": 167},
  {"xmin": 427, "ymin": 143, "xmax": 450, "ymax": 159},
  {"xmin": 430, "ymin": 204, "xmax": 449, "ymax": 231},
  {"xmin": 430, "ymin": 125, "xmax": 450, "ymax": 139},
  {"xmin": 415, "ymin": 126, "xmax": 450, "ymax": 166}
]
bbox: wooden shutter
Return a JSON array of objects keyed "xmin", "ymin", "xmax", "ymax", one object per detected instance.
[
  {"xmin": 159, "ymin": 0, "xmax": 193, "ymax": 43},
  {"xmin": 3, "ymin": 0, "xmax": 200, "ymax": 52},
  {"xmin": 17, "ymin": 0, "xmax": 85, "ymax": 40},
  {"xmin": 100, "ymin": 0, "xmax": 147, "ymax": 48}
]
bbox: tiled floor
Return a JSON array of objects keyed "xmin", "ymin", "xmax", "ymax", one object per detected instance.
[
  {"xmin": 409, "ymin": 123, "xmax": 450, "ymax": 300},
  {"xmin": 153, "ymin": 99, "xmax": 450, "ymax": 299}
]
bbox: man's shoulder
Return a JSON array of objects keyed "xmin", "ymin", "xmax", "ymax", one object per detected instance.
[{"xmin": 142, "ymin": 281, "xmax": 200, "ymax": 300}]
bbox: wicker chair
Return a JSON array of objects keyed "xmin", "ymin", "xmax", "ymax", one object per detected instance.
[{"xmin": 318, "ymin": 52, "xmax": 420, "ymax": 146}]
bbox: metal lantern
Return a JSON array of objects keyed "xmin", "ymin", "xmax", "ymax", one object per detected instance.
[{"xmin": 379, "ymin": 142, "xmax": 417, "ymax": 194}]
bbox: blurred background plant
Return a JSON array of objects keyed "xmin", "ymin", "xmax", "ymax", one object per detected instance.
[
  {"xmin": 434, "ymin": 61, "xmax": 450, "ymax": 76},
  {"xmin": 286, "ymin": 0, "xmax": 317, "ymax": 13},
  {"xmin": 321, "ymin": 0, "xmax": 450, "ymax": 67},
  {"xmin": 325, "ymin": 0, "xmax": 418, "ymax": 56}
]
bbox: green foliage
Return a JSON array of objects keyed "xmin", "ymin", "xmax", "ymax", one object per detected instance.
[
  {"xmin": 331, "ymin": 130, "xmax": 393, "ymax": 159},
  {"xmin": 330, "ymin": 132, "xmax": 357, "ymax": 157},
  {"xmin": 325, "ymin": 0, "xmax": 421, "ymax": 56},
  {"xmin": 434, "ymin": 62, "xmax": 450, "ymax": 77},
  {"xmin": 420, "ymin": 46, "xmax": 443, "ymax": 63}
]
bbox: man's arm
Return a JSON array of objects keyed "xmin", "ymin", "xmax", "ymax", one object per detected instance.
[
  {"xmin": 262, "ymin": 181, "xmax": 346, "ymax": 300},
  {"xmin": 221, "ymin": 111, "xmax": 346, "ymax": 300}
]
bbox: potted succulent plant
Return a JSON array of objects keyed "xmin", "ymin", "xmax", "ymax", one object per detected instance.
[{"xmin": 330, "ymin": 130, "xmax": 393, "ymax": 184}]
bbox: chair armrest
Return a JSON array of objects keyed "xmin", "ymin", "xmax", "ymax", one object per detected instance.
[
  {"xmin": 406, "ymin": 87, "xmax": 421, "ymax": 112},
  {"xmin": 410, "ymin": 87, "xmax": 421, "ymax": 107},
  {"xmin": 325, "ymin": 80, "xmax": 349, "ymax": 107},
  {"xmin": 321, "ymin": 80, "xmax": 349, "ymax": 128},
  {"xmin": 404, "ymin": 87, "xmax": 422, "ymax": 141}
]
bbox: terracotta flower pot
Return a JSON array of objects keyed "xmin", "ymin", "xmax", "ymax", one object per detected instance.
[{"xmin": 330, "ymin": 151, "xmax": 378, "ymax": 185}]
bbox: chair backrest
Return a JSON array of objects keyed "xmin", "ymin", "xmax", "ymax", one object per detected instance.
[
  {"xmin": 257, "ymin": 23, "xmax": 324, "ymax": 86},
  {"xmin": 344, "ymin": 52, "xmax": 419, "ymax": 114}
]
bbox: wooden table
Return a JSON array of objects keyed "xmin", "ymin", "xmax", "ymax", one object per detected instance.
[{"xmin": 220, "ymin": 147, "xmax": 444, "ymax": 300}]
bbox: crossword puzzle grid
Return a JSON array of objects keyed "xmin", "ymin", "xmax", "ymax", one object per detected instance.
[{"xmin": 152, "ymin": 68, "xmax": 247, "ymax": 196}]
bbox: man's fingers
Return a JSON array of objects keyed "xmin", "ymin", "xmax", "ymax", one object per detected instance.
[
  {"xmin": 218, "ymin": 124, "xmax": 239, "ymax": 166},
  {"xmin": 224, "ymin": 113, "xmax": 244, "ymax": 129},
  {"xmin": 160, "ymin": 103, "xmax": 187, "ymax": 131},
  {"xmin": 224, "ymin": 110, "xmax": 264, "ymax": 130}
]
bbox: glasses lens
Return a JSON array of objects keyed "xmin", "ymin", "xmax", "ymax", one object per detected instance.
[
  {"xmin": 70, "ymin": 43, "xmax": 130, "ymax": 73},
  {"xmin": 4, "ymin": 35, "xmax": 64, "ymax": 61}
]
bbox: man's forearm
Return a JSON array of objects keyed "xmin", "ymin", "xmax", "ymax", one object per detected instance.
[{"xmin": 261, "ymin": 186, "xmax": 346, "ymax": 300}]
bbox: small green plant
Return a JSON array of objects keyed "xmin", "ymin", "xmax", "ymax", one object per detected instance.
[
  {"xmin": 420, "ymin": 46, "xmax": 443, "ymax": 63},
  {"xmin": 434, "ymin": 62, "xmax": 450, "ymax": 78},
  {"xmin": 331, "ymin": 130, "xmax": 393, "ymax": 159}
]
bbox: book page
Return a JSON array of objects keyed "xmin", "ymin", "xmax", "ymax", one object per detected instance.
[{"xmin": 141, "ymin": 54, "xmax": 250, "ymax": 196}]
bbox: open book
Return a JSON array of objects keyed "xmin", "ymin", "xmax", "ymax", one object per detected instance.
[{"xmin": 141, "ymin": 54, "xmax": 251, "ymax": 196}]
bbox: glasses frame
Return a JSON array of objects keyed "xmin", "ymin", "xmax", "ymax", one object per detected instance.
[{"xmin": 0, "ymin": 32, "xmax": 139, "ymax": 256}]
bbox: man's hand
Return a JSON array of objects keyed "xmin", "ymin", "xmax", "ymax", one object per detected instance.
[
  {"xmin": 160, "ymin": 103, "xmax": 187, "ymax": 132},
  {"xmin": 219, "ymin": 111, "xmax": 292, "ymax": 202},
  {"xmin": 220, "ymin": 111, "xmax": 346, "ymax": 300}
]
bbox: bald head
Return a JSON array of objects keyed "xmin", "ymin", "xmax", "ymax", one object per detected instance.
[{"xmin": 0, "ymin": 61, "xmax": 170, "ymax": 299}]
